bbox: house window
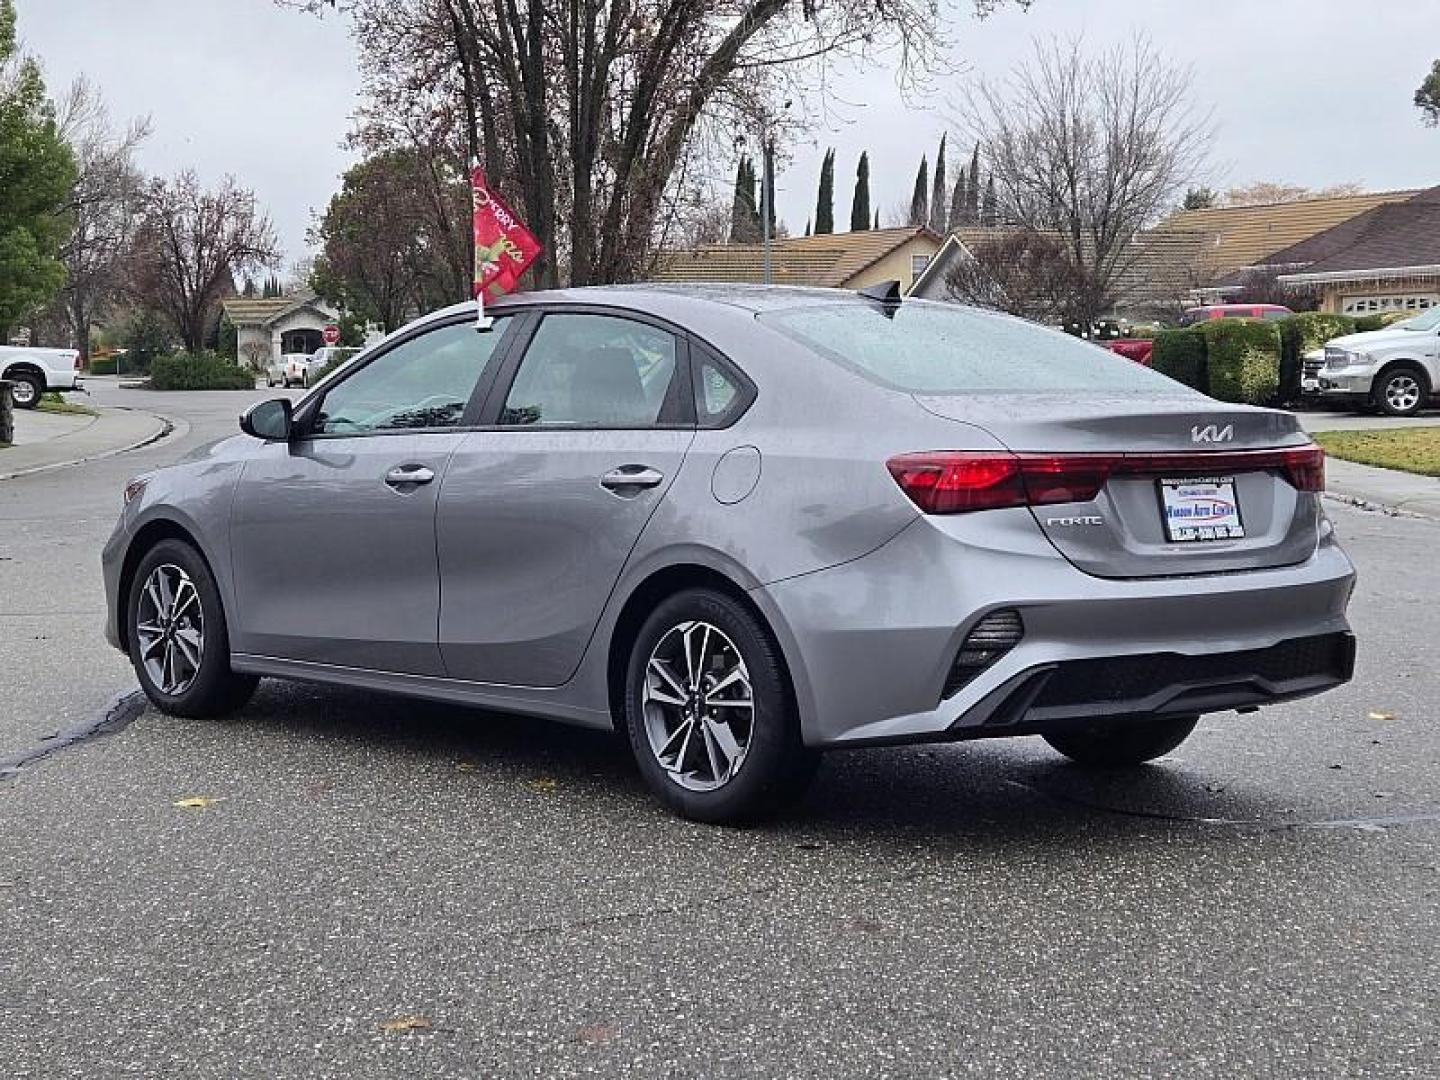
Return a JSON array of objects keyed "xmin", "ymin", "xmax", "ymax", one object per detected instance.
[
  {"xmin": 911, "ymin": 254, "xmax": 931, "ymax": 279},
  {"xmin": 1340, "ymin": 292, "xmax": 1439, "ymax": 315}
]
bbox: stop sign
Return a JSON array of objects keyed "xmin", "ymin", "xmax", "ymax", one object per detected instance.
[{"xmin": 322, "ymin": 324, "xmax": 341, "ymax": 346}]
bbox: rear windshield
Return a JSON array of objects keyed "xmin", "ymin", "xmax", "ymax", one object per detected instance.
[{"xmin": 760, "ymin": 302, "xmax": 1189, "ymax": 395}]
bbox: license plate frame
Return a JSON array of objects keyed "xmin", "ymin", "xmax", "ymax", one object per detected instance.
[{"xmin": 1158, "ymin": 476, "xmax": 1245, "ymax": 542}]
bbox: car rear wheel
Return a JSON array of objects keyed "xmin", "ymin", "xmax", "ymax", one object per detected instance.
[
  {"xmin": 127, "ymin": 539, "xmax": 258, "ymax": 717},
  {"xmin": 8, "ymin": 370, "xmax": 43, "ymax": 409},
  {"xmin": 623, "ymin": 588, "xmax": 817, "ymax": 823},
  {"xmin": 1042, "ymin": 715, "xmax": 1198, "ymax": 768},
  {"xmin": 1375, "ymin": 365, "xmax": 1427, "ymax": 417}
]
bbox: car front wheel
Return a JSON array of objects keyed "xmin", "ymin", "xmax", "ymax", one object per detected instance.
[
  {"xmin": 1375, "ymin": 366, "xmax": 1427, "ymax": 417},
  {"xmin": 623, "ymin": 588, "xmax": 817, "ymax": 823},
  {"xmin": 8, "ymin": 370, "xmax": 43, "ymax": 409},
  {"xmin": 126, "ymin": 538, "xmax": 258, "ymax": 717},
  {"xmin": 1043, "ymin": 714, "xmax": 1198, "ymax": 768}
]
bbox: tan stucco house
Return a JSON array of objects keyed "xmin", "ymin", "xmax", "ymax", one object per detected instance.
[{"xmin": 221, "ymin": 291, "xmax": 339, "ymax": 371}]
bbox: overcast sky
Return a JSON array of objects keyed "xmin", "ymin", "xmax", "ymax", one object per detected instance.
[{"xmin": 21, "ymin": 0, "xmax": 1440, "ymax": 263}]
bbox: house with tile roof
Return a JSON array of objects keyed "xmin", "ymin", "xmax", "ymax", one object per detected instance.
[
  {"xmin": 650, "ymin": 227, "xmax": 943, "ymax": 292},
  {"xmin": 220, "ymin": 290, "xmax": 339, "ymax": 371},
  {"xmin": 1160, "ymin": 189, "xmax": 1421, "ymax": 279},
  {"xmin": 1228, "ymin": 188, "xmax": 1440, "ymax": 318}
]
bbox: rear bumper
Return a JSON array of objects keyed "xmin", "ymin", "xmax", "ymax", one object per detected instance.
[{"xmin": 754, "ymin": 508, "xmax": 1356, "ymax": 748}]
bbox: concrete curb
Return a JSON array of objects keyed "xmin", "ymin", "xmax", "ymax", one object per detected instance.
[{"xmin": 0, "ymin": 406, "xmax": 173, "ymax": 481}]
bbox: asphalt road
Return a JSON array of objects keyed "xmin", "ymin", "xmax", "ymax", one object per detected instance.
[{"xmin": 1, "ymin": 385, "xmax": 1436, "ymax": 1077}]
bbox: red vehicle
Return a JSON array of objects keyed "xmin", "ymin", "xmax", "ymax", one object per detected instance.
[
  {"xmin": 1180, "ymin": 304, "xmax": 1293, "ymax": 325},
  {"xmin": 1102, "ymin": 338, "xmax": 1154, "ymax": 365}
]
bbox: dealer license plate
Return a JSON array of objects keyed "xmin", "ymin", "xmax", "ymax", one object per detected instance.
[{"xmin": 1159, "ymin": 476, "xmax": 1245, "ymax": 542}]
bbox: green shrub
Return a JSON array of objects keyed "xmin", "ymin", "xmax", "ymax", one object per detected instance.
[
  {"xmin": 1150, "ymin": 328, "xmax": 1208, "ymax": 391},
  {"xmin": 1353, "ymin": 310, "xmax": 1412, "ymax": 332},
  {"xmin": 1199, "ymin": 319, "xmax": 1282, "ymax": 405},
  {"xmin": 1278, "ymin": 312, "xmax": 1356, "ymax": 403},
  {"xmin": 149, "ymin": 351, "xmax": 257, "ymax": 391},
  {"xmin": 88, "ymin": 356, "xmax": 117, "ymax": 375}
]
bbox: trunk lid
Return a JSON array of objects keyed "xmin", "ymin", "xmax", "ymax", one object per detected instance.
[{"xmin": 915, "ymin": 392, "xmax": 1321, "ymax": 579}]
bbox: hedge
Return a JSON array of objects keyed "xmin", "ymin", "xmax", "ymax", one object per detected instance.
[
  {"xmin": 1353, "ymin": 310, "xmax": 1412, "ymax": 332},
  {"xmin": 149, "ymin": 351, "xmax": 257, "ymax": 391},
  {"xmin": 1279, "ymin": 312, "xmax": 1356, "ymax": 403},
  {"xmin": 1150, "ymin": 328, "xmax": 1208, "ymax": 391},
  {"xmin": 1198, "ymin": 319, "xmax": 1282, "ymax": 405}
]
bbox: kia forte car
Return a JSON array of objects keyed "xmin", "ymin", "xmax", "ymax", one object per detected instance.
[{"xmin": 103, "ymin": 284, "xmax": 1356, "ymax": 822}]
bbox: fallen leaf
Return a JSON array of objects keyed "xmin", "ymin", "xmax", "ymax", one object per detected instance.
[
  {"xmin": 576, "ymin": 1023, "xmax": 614, "ymax": 1044},
  {"xmin": 172, "ymin": 796, "xmax": 224, "ymax": 809},
  {"xmin": 1328, "ymin": 763, "xmax": 1344, "ymax": 771},
  {"xmin": 455, "ymin": 762, "xmax": 476, "ymax": 773},
  {"xmin": 379, "ymin": 1015, "xmax": 432, "ymax": 1033},
  {"xmin": 1368, "ymin": 710, "xmax": 1396, "ymax": 722},
  {"xmin": 527, "ymin": 777, "xmax": 558, "ymax": 794}
]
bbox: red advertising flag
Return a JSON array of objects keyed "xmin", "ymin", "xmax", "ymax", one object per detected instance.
[{"xmin": 471, "ymin": 167, "xmax": 542, "ymax": 299}]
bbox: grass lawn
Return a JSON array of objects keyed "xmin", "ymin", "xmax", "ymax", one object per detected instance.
[
  {"xmin": 37, "ymin": 392, "xmax": 98, "ymax": 417},
  {"xmin": 1314, "ymin": 428, "xmax": 1440, "ymax": 477}
]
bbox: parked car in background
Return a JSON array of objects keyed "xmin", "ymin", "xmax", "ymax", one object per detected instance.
[
  {"xmin": 1102, "ymin": 338, "xmax": 1154, "ymax": 365},
  {"xmin": 307, "ymin": 345, "xmax": 360, "ymax": 380},
  {"xmin": 0, "ymin": 344, "xmax": 83, "ymax": 408},
  {"xmin": 265, "ymin": 352, "xmax": 330, "ymax": 389},
  {"xmin": 104, "ymin": 285, "xmax": 1355, "ymax": 823},
  {"xmin": 1309, "ymin": 306, "xmax": 1440, "ymax": 416},
  {"xmin": 1181, "ymin": 304, "xmax": 1293, "ymax": 325}
]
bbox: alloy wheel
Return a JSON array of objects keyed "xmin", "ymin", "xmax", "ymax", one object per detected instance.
[
  {"xmin": 135, "ymin": 563, "xmax": 205, "ymax": 695},
  {"xmin": 642, "ymin": 620, "xmax": 754, "ymax": 792},
  {"xmin": 1385, "ymin": 373, "xmax": 1421, "ymax": 413},
  {"xmin": 10, "ymin": 378, "xmax": 37, "ymax": 406}
]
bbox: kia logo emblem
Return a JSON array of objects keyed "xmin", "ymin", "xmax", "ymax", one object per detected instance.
[{"xmin": 1191, "ymin": 423, "xmax": 1235, "ymax": 443}]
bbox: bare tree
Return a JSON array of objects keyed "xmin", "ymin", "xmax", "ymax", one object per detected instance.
[
  {"xmin": 50, "ymin": 76, "xmax": 150, "ymax": 365},
  {"xmin": 131, "ymin": 172, "xmax": 280, "ymax": 352},
  {"xmin": 943, "ymin": 230, "xmax": 1080, "ymax": 323},
  {"xmin": 289, "ymin": 0, "xmax": 1027, "ymax": 286},
  {"xmin": 240, "ymin": 339, "xmax": 272, "ymax": 373},
  {"xmin": 963, "ymin": 36, "xmax": 1212, "ymax": 328},
  {"xmin": 1222, "ymin": 181, "xmax": 1364, "ymax": 207}
]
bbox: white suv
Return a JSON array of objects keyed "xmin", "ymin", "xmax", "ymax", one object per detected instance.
[
  {"xmin": 1313, "ymin": 308, "xmax": 1440, "ymax": 416},
  {"xmin": 0, "ymin": 345, "xmax": 83, "ymax": 409}
]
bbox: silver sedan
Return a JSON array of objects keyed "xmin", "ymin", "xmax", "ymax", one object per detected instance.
[{"xmin": 103, "ymin": 285, "xmax": 1356, "ymax": 822}]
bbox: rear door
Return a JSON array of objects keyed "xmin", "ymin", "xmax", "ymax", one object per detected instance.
[
  {"xmin": 229, "ymin": 315, "xmax": 517, "ymax": 672},
  {"xmin": 436, "ymin": 309, "xmax": 694, "ymax": 687}
]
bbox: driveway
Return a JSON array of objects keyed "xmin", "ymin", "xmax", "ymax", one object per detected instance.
[{"xmin": 1, "ymin": 385, "xmax": 1436, "ymax": 1077}]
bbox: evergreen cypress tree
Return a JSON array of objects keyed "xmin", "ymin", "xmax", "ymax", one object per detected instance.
[
  {"xmin": 929, "ymin": 135, "xmax": 947, "ymax": 234},
  {"xmin": 873, "ymin": 210, "xmax": 879, "ymax": 230},
  {"xmin": 761, "ymin": 138, "xmax": 776, "ymax": 239},
  {"xmin": 850, "ymin": 151, "xmax": 871, "ymax": 232},
  {"xmin": 909, "ymin": 155, "xmax": 928, "ymax": 227},
  {"xmin": 949, "ymin": 168, "xmax": 966, "ymax": 231},
  {"xmin": 815, "ymin": 148, "xmax": 835, "ymax": 234},
  {"xmin": 729, "ymin": 157, "xmax": 749, "ymax": 243},
  {"xmin": 983, "ymin": 175, "xmax": 998, "ymax": 227},
  {"xmin": 804, "ymin": 219, "xmax": 812, "ymax": 237},
  {"xmin": 966, "ymin": 145, "xmax": 981, "ymax": 223}
]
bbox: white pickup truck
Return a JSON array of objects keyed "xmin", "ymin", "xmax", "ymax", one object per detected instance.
[
  {"xmin": 0, "ymin": 344, "xmax": 83, "ymax": 409},
  {"xmin": 1306, "ymin": 307, "xmax": 1440, "ymax": 416}
]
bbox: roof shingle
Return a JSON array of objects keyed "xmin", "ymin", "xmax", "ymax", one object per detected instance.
[{"xmin": 651, "ymin": 227, "xmax": 938, "ymax": 288}]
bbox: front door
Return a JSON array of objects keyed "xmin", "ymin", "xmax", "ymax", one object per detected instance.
[
  {"xmin": 229, "ymin": 316, "xmax": 516, "ymax": 673},
  {"xmin": 437, "ymin": 311, "xmax": 693, "ymax": 687}
]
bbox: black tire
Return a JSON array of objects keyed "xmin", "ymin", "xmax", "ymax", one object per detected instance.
[
  {"xmin": 8, "ymin": 370, "xmax": 43, "ymax": 409},
  {"xmin": 623, "ymin": 587, "xmax": 818, "ymax": 823},
  {"xmin": 126, "ymin": 538, "xmax": 258, "ymax": 718},
  {"xmin": 1375, "ymin": 365, "xmax": 1427, "ymax": 417},
  {"xmin": 1043, "ymin": 715, "xmax": 1198, "ymax": 768}
]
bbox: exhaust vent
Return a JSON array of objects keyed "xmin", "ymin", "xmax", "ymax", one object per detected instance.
[{"xmin": 943, "ymin": 609, "xmax": 1024, "ymax": 699}]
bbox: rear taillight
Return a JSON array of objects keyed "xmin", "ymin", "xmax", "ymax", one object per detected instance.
[
  {"xmin": 887, "ymin": 445, "xmax": 1326, "ymax": 514},
  {"xmin": 74, "ymin": 353, "xmax": 82, "ymax": 370}
]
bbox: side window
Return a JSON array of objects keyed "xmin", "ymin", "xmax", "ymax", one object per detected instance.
[
  {"xmin": 500, "ymin": 313, "xmax": 678, "ymax": 427},
  {"xmin": 313, "ymin": 318, "xmax": 509, "ymax": 435},
  {"xmin": 693, "ymin": 346, "xmax": 754, "ymax": 427}
]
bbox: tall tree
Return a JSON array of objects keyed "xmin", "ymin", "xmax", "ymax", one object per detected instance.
[
  {"xmin": 1182, "ymin": 186, "xmax": 1218, "ymax": 210},
  {"xmin": 909, "ymin": 155, "xmax": 929, "ymax": 227},
  {"xmin": 982, "ymin": 174, "xmax": 998, "ymax": 225},
  {"xmin": 1416, "ymin": 59, "xmax": 1440, "ymax": 126},
  {"xmin": 0, "ymin": 0, "xmax": 77, "ymax": 341},
  {"xmin": 948, "ymin": 167, "xmax": 966, "ymax": 230},
  {"xmin": 929, "ymin": 134, "xmax": 948, "ymax": 234},
  {"xmin": 290, "ymin": 1, "xmax": 1020, "ymax": 286},
  {"xmin": 311, "ymin": 149, "xmax": 468, "ymax": 333},
  {"xmin": 761, "ymin": 136, "xmax": 776, "ymax": 240},
  {"xmin": 850, "ymin": 151, "xmax": 871, "ymax": 232},
  {"xmin": 814, "ymin": 148, "xmax": 835, "ymax": 234},
  {"xmin": 50, "ymin": 77, "xmax": 150, "ymax": 365},
  {"xmin": 130, "ymin": 172, "xmax": 280, "ymax": 352},
  {"xmin": 965, "ymin": 144, "xmax": 981, "ymax": 223},
  {"xmin": 964, "ymin": 35, "xmax": 1211, "ymax": 328}
]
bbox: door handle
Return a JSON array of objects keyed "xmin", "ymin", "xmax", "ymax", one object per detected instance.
[
  {"xmin": 385, "ymin": 464, "xmax": 436, "ymax": 487},
  {"xmin": 600, "ymin": 465, "xmax": 664, "ymax": 492}
]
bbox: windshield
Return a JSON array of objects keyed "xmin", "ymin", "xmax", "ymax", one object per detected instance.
[
  {"xmin": 1398, "ymin": 308, "xmax": 1440, "ymax": 331},
  {"xmin": 760, "ymin": 301, "xmax": 1192, "ymax": 395}
]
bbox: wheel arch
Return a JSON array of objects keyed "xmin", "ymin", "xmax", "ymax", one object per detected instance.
[
  {"xmin": 603, "ymin": 562, "xmax": 812, "ymax": 738},
  {"xmin": 1375, "ymin": 356, "xmax": 1433, "ymax": 396},
  {"xmin": 116, "ymin": 517, "xmax": 224, "ymax": 652}
]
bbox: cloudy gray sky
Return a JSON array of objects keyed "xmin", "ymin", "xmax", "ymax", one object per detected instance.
[{"xmin": 22, "ymin": 0, "xmax": 1440, "ymax": 263}]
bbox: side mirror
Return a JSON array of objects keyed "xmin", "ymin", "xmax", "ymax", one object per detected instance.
[{"xmin": 240, "ymin": 398, "xmax": 294, "ymax": 441}]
